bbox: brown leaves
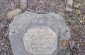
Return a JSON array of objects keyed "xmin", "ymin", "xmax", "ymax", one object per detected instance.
[{"xmin": 61, "ymin": 39, "xmax": 70, "ymax": 48}]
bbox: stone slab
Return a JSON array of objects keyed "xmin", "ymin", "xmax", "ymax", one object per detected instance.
[{"xmin": 9, "ymin": 11, "xmax": 71, "ymax": 55}]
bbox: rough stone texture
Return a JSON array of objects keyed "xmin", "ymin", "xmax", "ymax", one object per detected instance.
[
  {"xmin": 9, "ymin": 11, "xmax": 71, "ymax": 55},
  {"xmin": 23, "ymin": 27, "xmax": 57, "ymax": 55}
]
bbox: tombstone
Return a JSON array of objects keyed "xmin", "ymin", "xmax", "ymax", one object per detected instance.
[{"xmin": 9, "ymin": 11, "xmax": 71, "ymax": 55}]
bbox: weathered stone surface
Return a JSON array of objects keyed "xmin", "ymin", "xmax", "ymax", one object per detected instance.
[
  {"xmin": 23, "ymin": 27, "xmax": 57, "ymax": 55},
  {"xmin": 9, "ymin": 11, "xmax": 71, "ymax": 55}
]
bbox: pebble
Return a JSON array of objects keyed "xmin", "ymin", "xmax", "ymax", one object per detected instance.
[
  {"xmin": 20, "ymin": 2, "xmax": 27, "ymax": 10},
  {"xmin": 66, "ymin": 0, "xmax": 73, "ymax": 12},
  {"xmin": 74, "ymin": 3, "xmax": 81, "ymax": 8},
  {"xmin": 7, "ymin": 9, "xmax": 21, "ymax": 19},
  {"xmin": 20, "ymin": 0, "xmax": 27, "ymax": 10}
]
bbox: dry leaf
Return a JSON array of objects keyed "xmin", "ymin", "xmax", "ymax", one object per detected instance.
[{"xmin": 61, "ymin": 39, "xmax": 70, "ymax": 48}]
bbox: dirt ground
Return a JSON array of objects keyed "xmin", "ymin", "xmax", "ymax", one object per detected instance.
[{"xmin": 0, "ymin": 0, "xmax": 85, "ymax": 55}]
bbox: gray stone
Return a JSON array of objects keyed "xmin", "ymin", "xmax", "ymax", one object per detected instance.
[{"xmin": 9, "ymin": 11, "xmax": 71, "ymax": 55}]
